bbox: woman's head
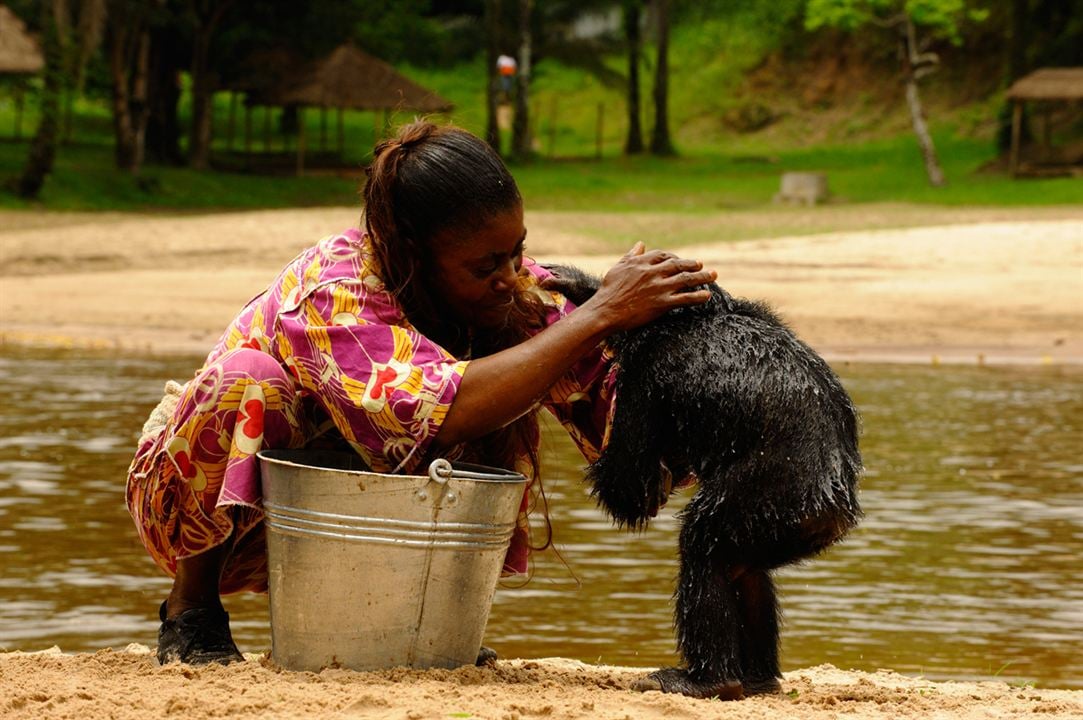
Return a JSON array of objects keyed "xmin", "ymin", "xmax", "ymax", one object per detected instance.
[{"xmin": 362, "ymin": 121, "xmax": 526, "ymax": 333}]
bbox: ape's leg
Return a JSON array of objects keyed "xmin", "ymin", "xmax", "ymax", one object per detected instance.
[
  {"xmin": 734, "ymin": 568, "xmax": 783, "ymax": 694},
  {"xmin": 631, "ymin": 493, "xmax": 744, "ymax": 700}
]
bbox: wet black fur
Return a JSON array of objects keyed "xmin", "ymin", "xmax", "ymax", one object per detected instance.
[{"xmin": 545, "ymin": 265, "xmax": 863, "ymax": 692}]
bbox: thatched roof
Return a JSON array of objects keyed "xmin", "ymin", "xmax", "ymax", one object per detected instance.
[
  {"xmin": 0, "ymin": 5, "xmax": 43, "ymax": 75},
  {"xmin": 265, "ymin": 44, "xmax": 453, "ymax": 112},
  {"xmin": 1006, "ymin": 68, "xmax": 1083, "ymax": 101}
]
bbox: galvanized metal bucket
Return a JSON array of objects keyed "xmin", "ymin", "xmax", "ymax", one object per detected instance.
[{"xmin": 257, "ymin": 449, "xmax": 527, "ymax": 672}]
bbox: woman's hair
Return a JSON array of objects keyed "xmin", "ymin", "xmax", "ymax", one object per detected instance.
[
  {"xmin": 362, "ymin": 120, "xmax": 552, "ymax": 549},
  {"xmin": 363, "ymin": 120, "xmax": 522, "ymax": 326}
]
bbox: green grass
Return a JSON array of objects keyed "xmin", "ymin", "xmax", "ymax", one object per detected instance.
[{"xmin": 0, "ymin": 32, "xmax": 1079, "ymax": 214}]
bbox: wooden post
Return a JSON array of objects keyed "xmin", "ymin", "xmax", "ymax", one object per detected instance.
[
  {"xmin": 1042, "ymin": 103, "xmax": 1052, "ymax": 162},
  {"xmin": 1009, "ymin": 100, "xmax": 1023, "ymax": 176},
  {"xmin": 263, "ymin": 106, "xmax": 271, "ymax": 152},
  {"xmin": 226, "ymin": 91, "xmax": 237, "ymax": 150},
  {"xmin": 595, "ymin": 102, "xmax": 604, "ymax": 160},
  {"xmin": 337, "ymin": 107, "xmax": 345, "ymax": 155},
  {"xmin": 320, "ymin": 106, "xmax": 327, "ymax": 151},
  {"xmin": 548, "ymin": 95, "xmax": 557, "ymax": 158},
  {"xmin": 13, "ymin": 83, "xmax": 24, "ymax": 138},
  {"xmin": 296, "ymin": 107, "xmax": 306, "ymax": 176},
  {"xmin": 244, "ymin": 103, "xmax": 252, "ymax": 155}
]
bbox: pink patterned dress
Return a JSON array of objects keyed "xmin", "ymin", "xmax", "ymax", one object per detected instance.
[{"xmin": 126, "ymin": 228, "xmax": 616, "ymax": 593}]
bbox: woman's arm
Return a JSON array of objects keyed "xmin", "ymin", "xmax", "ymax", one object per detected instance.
[{"xmin": 433, "ymin": 244, "xmax": 715, "ymax": 450}]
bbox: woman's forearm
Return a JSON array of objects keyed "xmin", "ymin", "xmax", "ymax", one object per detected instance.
[{"xmin": 433, "ymin": 304, "xmax": 611, "ymax": 449}]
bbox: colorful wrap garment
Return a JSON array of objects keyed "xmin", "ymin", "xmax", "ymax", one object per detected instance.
[{"xmin": 126, "ymin": 228, "xmax": 617, "ymax": 594}]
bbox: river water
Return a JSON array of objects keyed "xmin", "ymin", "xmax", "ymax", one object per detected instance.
[{"xmin": 0, "ymin": 347, "xmax": 1079, "ymax": 689}]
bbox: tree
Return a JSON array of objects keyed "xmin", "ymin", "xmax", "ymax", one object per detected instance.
[
  {"xmin": 623, "ymin": 0, "xmax": 644, "ymax": 154},
  {"xmin": 649, "ymin": 0, "xmax": 674, "ymax": 156},
  {"xmin": 186, "ymin": 0, "xmax": 235, "ymax": 169},
  {"xmin": 485, "ymin": 0, "xmax": 502, "ymax": 154},
  {"xmin": 806, "ymin": 0, "xmax": 989, "ymax": 186},
  {"xmin": 15, "ymin": 0, "xmax": 64, "ymax": 198},
  {"xmin": 510, "ymin": 0, "xmax": 533, "ymax": 160},
  {"xmin": 106, "ymin": 0, "xmax": 153, "ymax": 173}
]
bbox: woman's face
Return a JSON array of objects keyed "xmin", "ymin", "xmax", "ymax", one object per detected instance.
[{"xmin": 428, "ymin": 205, "xmax": 527, "ymax": 331}]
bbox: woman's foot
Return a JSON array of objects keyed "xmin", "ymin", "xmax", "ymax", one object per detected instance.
[
  {"xmin": 631, "ymin": 667, "xmax": 744, "ymax": 700},
  {"xmin": 156, "ymin": 600, "xmax": 245, "ymax": 665}
]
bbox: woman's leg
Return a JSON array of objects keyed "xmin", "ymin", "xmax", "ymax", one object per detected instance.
[{"xmin": 128, "ymin": 348, "xmax": 305, "ymax": 662}]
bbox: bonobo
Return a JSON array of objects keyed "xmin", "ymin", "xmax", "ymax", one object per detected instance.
[{"xmin": 542, "ymin": 264, "xmax": 863, "ymax": 700}]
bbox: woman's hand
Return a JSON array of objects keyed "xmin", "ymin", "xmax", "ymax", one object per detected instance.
[{"xmin": 583, "ymin": 243, "xmax": 717, "ymax": 333}]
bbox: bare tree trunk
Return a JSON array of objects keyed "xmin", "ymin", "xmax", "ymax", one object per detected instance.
[
  {"xmin": 624, "ymin": 0, "xmax": 643, "ymax": 154},
  {"xmin": 188, "ymin": 23, "xmax": 213, "ymax": 169},
  {"xmin": 485, "ymin": 0, "xmax": 502, "ymax": 154},
  {"xmin": 187, "ymin": 0, "xmax": 233, "ymax": 170},
  {"xmin": 16, "ymin": 0, "xmax": 63, "ymax": 198},
  {"xmin": 109, "ymin": 19, "xmax": 136, "ymax": 169},
  {"xmin": 146, "ymin": 22, "xmax": 184, "ymax": 165},
  {"xmin": 649, "ymin": 0, "xmax": 674, "ymax": 156},
  {"xmin": 898, "ymin": 15, "xmax": 944, "ymax": 186},
  {"xmin": 511, "ymin": 0, "xmax": 532, "ymax": 160}
]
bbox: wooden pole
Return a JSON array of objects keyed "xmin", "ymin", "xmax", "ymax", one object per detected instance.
[
  {"xmin": 595, "ymin": 102, "xmax": 604, "ymax": 160},
  {"xmin": 1009, "ymin": 100, "xmax": 1023, "ymax": 176},
  {"xmin": 226, "ymin": 91, "xmax": 237, "ymax": 150},
  {"xmin": 548, "ymin": 95, "xmax": 557, "ymax": 158},
  {"xmin": 263, "ymin": 106, "xmax": 271, "ymax": 152},
  {"xmin": 337, "ymin": 107, "xmax": 345, "ymax": 155},
  {"xmin": 320, "ymin": 106, "xmax": 327, "ymax": 151},
  {"xmin": 296, "ymin": 107, "xmax": 306, "ymax": 176},
  {"xmin": 14, "ymin": 83, "xmax": 24, "ymax": 138},
  {"xmin": 244, "ymin": 103, "xmax": 252, "ymax": 155},
  {"xmin": 1042, "ymin": 103, "xmax": 1052, "ymax": 162}
]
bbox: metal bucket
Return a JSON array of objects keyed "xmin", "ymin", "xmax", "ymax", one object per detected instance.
[{"xmin": 257, "ymin": 449, "xmax": 527, "ymax": 672}]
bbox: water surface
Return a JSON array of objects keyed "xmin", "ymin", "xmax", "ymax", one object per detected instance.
[{"xmin": 0, "ymin": 347, "xmax": 1079, "ymax": 689}]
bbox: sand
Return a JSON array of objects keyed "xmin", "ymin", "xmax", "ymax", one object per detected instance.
[
  {"xmin": 1, "ymin": 206, "xmax": 1082, "ymax": 718},
  {"xmin": 1, "ymin": 205, "xmax": 1081, "ymax": 363},
  {"xmin": 3, "ymin": 646, "xmax": 1082, "ymax": 720}
]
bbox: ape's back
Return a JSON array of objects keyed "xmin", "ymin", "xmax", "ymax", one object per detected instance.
[{"xmin": 607, "ymin": 285, "xmax": 861, "ymax": 528}]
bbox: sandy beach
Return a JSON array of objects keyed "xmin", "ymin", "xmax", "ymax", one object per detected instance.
[
  {"xmin": 3, "ymin": 646, "xmax": 1082, "ymax": 720},
  {"xmin": 1, "ymin": 206, "xmax": 1081, "ymax": 718},
  {"xmin": 1, "ymin": 205, "xmax": 1081, "ymax": 363}
]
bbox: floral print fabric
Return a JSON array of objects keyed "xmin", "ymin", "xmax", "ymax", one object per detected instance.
[{"xmin": 126, "ymin": 228, "xmax": 616, "ymax": 590}]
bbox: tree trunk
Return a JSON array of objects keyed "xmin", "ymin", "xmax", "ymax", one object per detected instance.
[
  {"xmin": 188, "ymin": 24, "xmax": 214, "ymax": 169},
  {"xmin": 16, "ymin": 0, "xmax": 63, "ymax": 198},
  {"xmin": 904, "ymin": 79, "xmax": 944, "ymax": 186},
  {"xmin": 624, "ymin": 0, "xmax": 643, "ymax": 154},
  {"xmin": 899, "ymin": 15, "xmax": 944, "ymax": 186},
  {"xmin": 649, "ymin": 0, "xmax": 674, "ymax": 156},
  {"xmin": 511, "ymin": 0, "xmax": 532, "ymax": 160},
  {"xmin": 485, "ymin": 0, "xmax": 502, "ymax": 154},
  {"xmin": 146, "ymin": 23, "xmax": 184, "ymax": 165},
  {"xmin": 109, "ymin": 20, "xmax": 136, "ymax": 170}
]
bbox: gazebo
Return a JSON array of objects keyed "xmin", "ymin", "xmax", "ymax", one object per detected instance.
[
  {"xmin": 224, "ymin": 44, "xmax": 454, "ymax": 175},
  {"xmin": 0, "ymin": 4, "xmax": 44, "ymax": 137},
  {"xmin": 1005, "ymin": 67, "xmax": 1083, "ymax": 176}
]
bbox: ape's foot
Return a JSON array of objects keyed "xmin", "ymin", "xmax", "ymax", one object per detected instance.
[
  {"xmin": 631, "ymin": 667, "xmax": 744, "ymax": 700},
  {"xmin": 743, "ymin": 676, "xmax": 783, "ymax": 695}
]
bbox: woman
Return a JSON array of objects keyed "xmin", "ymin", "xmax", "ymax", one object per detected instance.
[{"xmin": 126, "ymin": 121, "xmax": 715, "ymax": 667}]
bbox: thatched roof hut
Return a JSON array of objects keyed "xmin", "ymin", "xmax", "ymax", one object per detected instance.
[
  {"xmin": 268, "ymin": 43, "xmax": 453, "ymax": 113},
  {"xmin": 1006, "ymin": 68, "xmax": 1083, "ymax": 101},
  {"xmin": 0, "ymin": 4, "xmax": 43, "ymax": 75},
  {"xmin": 1004, "ymin": 67, "xmax": 1083, "ymax": 176}
]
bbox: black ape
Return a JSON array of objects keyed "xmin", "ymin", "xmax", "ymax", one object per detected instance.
[{"xmin": 544, "ymin": 265, "xmax": 862, "ymax": 700}]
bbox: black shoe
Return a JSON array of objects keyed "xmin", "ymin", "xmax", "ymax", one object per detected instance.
[
  {"xmin": 157, "ymin": 600, "xmax": 245, "ymax": 666},
  {"xmin": 475, "ymin": 645, "xmax": 498, "ymax": 666}
]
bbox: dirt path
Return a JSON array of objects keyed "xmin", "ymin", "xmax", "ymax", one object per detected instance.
[{"xmin": 1, "ymin": 206, "xmax": 1080, "ymax": 363}]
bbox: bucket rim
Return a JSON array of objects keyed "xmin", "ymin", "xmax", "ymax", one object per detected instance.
[{"xmin": 257, "ymin": 448, "xmax": 528, "ymax": 485}]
